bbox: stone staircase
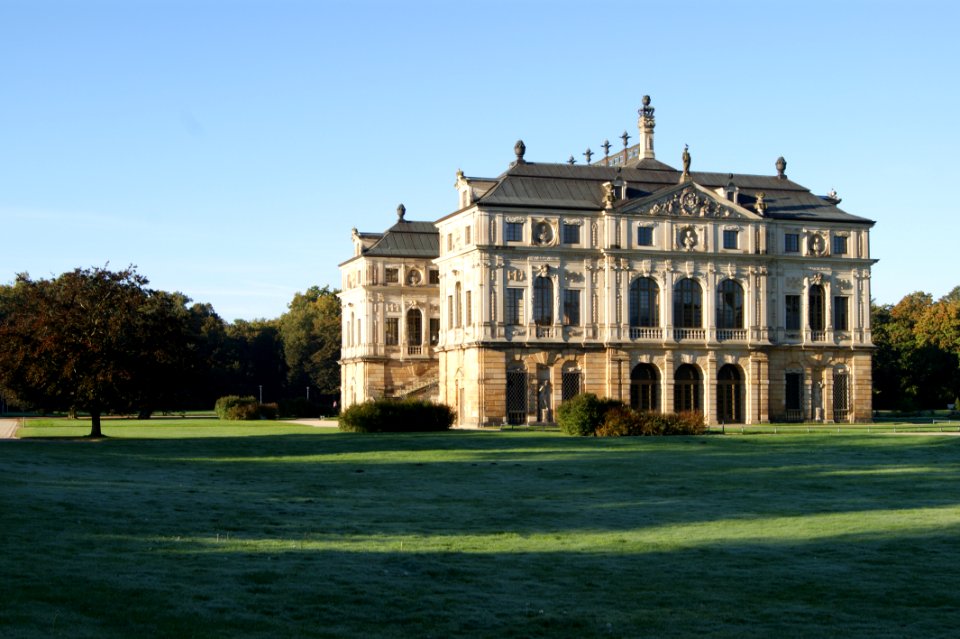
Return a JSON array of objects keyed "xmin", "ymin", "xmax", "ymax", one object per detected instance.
[{"xmin": 392, "ymin": 375, "xmax": 439, "ymax": 399}]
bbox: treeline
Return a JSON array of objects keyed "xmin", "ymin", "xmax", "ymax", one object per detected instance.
[
  {"xmin": 872, "ymin": 287, "xmax": 960, "ymax": 411},
  {"xmin": 0, "ymin": 267, "xmax": 341, "ymax": 424}
]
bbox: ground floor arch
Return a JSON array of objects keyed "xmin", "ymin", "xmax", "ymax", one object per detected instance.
[
  {"xmin": 674, "ymin": 364, "xmax": 702, "ymax": 413},
  {"xmin": 716, "ymin": 363, "xmax": 744, "ymax": 423},
  {"xmin": 630, "ymin": 363, "xmax": 660, "ymax": 412}
]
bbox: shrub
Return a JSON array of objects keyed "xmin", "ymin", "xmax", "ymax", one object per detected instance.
[
  {"xmin": 556, "ymin": 393, "xmax": 604, "ymax": 436},
  {"xmin": 338, "ymin": 398, "xmax": 455, "ymax": 433},
  {"xmin": 259, "ymin": 402, "xmax": 279, "ymax": 420},
  {"xmin": 214, "ymin": 396, "xmax": 278, "ymax": 421},
  {"xmin": 595, "ymin": 408, "xmax": 707, "ymax": 437},
  {"xmin": 595, "ymin": 406, "xmax": 642, "ymax": 437}
]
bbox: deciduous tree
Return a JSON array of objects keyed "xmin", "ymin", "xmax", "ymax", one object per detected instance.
[{"xmin": 0, "ymin": 267, "xmax": 192, "ymax": 436}]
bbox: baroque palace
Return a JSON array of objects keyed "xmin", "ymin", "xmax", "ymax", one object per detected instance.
[{"xmin": 339, "ymin": 97, "xmax": 876, "ymax": 426}]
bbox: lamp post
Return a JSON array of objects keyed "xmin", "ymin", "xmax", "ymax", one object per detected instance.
[{"xmin": 259, "ymin": 385, "xmax": 263, "ymax": 404}]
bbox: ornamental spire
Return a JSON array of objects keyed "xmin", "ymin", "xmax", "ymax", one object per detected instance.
[{"xmin": 637, "ymin": 95, "xmax": 656, "ymax": 160}]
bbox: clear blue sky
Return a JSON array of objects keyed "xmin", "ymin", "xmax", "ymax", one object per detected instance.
[{"xmin": 2, "ymin": 0, "xmax": 957, "ymax": 321}]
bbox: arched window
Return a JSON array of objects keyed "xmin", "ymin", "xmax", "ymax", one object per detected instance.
[
  {"xmin": 809, "ymin": 284, "xmax": 825, "ymax": 332},
  {"xmin": 629, "ymin": 277, "xmax": 660, "ymax": 327},
  {"xmin": 717, "ymin": 364, "xmax": 743, "ymax": 423},
  {"xmin": 716, "ymin": 280, "xmax": 744, "ymax": 329},
  {"xmin": 674, "ymin": 279, "xmax": 702, "ymax": 328},
  {"xmin": 534, "ymin": 276, "xmax": 553, "ymax": 326},
  {"xmin": 674, "ymin": 364, "xmax": 702, "ymax": 413},
  {"xmin": 406, "ymin": 308, "xmax": 422, "ymax": 346},
  {"xmin": 630, "ymin": 364, "xmax": 660, "ymax": 412}
]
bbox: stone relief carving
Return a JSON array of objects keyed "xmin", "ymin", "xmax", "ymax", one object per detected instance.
[
  {"xmin": 564, "ymin": 270, "xmax": 584, "ymax": 284},
  {"xmin": 507, "ymin": 268, "xmax": 525, "ymax": 282},
  {"xmin": 643, "ymin": 186, "xmax": 734, "ymax": 218},
  {"xmin": 532, "ymin": 219, "xmax": 557, "ymax": 246},
  {"xmin": 678, "ymin": 225, "xmax": 699, "ymax": 251},
  {"xmin": 808, "ymin": 232, "xmax": 827, "ymax": 256}
]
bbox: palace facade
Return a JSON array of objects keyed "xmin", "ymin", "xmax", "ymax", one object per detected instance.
[{"xmin": 339, "ymin": 98, "xmax": 876, "ymax": 425}]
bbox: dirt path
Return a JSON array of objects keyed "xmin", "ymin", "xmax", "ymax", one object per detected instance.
[{"xmin": 0, "ymin": 419, "xmax": 20, "ymax": 439}]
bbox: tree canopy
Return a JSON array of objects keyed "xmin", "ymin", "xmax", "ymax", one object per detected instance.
[
  {"xmin": 872, "ymin": 289, "xmax": 960, "ymax": 411},
  {"xmin": 0, "ymin": 267, "xmax": 193, "ymax": 436}
]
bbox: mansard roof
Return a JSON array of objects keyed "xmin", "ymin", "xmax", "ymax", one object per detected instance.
[
  {"xmin": 469, "ymin": 160, "xmax": 872, "ymax": 225},
  {"xmin": 341, "ymin": 219, "xmax": 439, "ymax": 266}
]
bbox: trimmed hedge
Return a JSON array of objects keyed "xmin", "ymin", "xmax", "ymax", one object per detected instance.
[
  {"xmin": 214, "ymin": 396, "xmax": 277, "ymax": 421},
  {"xmin": 338, "ymin": 398, "xmax": 455, "ymax": 433},
  {"xmin": 558, "ymin": 393, "xmax": 706, "ymax": 436}
]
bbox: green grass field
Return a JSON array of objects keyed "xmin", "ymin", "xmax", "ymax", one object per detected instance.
[{"xmin": 3, "ymin": 421, "xmax": 960, "ymax": 637}]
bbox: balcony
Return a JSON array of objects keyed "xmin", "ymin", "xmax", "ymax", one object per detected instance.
[
  {"xmin": 629, "ymin": 327, "xmax": 662, "ymax": 340},
  {"xmin": 674, "ymin": 328, "xmax": 706, "ymax": 341},
  {"xmin": 535, "ymin": 325, "xmax": 555, "ymax": 339},
  {"xmin": 716, "ymin": 329, "xmax": 747, "ymax": 342}
]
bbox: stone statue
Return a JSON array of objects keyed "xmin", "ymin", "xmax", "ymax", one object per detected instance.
[{"xmin": 682, "ymin": 144, "xmax": 691, "ymax": 174}]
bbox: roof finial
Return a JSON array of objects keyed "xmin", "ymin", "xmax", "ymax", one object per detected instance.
[
  {"xmin": 621, "ymin": 130, "xmax": 630, "ymax": 148},
  {"xmin": 584, "ymin": 147, "xmax": 594, "ymax": 164},
  {"xmin": 568, "ymin": 155, "xmax": 576, "ymax": 165},
  {"xmin": 397, "ymin": 203, "xmax": 406, "ymax": 221},
  {"xmin": 776, "ymin": 156, "xmax": 787, "ymax": 179},
  {"xmin": 637, "ymin": 95, "xmax": 656, "ymax": 160},
  {"xmin": 680, "ymin": 144, "xmax": 691, "ymax": 182},
  {"xmin": 514, "ymin": 140, "xmax": 527, "ymax": 165},
  {"xmin": 601, "ymin": 139, "xmax": 611, "ymax": 158}
]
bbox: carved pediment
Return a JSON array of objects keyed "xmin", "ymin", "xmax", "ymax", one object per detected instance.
[{"xmin": 621, "ymin": 183, "xmax": 761, "ymax": 220}]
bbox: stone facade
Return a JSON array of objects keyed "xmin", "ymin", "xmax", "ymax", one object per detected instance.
[{"xmin": 340, "ymin": 99, "xmax": 876, "ymax": 425}]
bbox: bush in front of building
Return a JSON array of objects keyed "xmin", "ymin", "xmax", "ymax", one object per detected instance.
[
  {"xmin": 338, "ymin": 398, "xmax": 455, "ymax": 433},
  {"xmin": 595, "ymin": 408, "xmax": 707, "ymax": 437},
  {"xmin": 556, "ymin": 393, "xmax": 624, "ymax": 436}
]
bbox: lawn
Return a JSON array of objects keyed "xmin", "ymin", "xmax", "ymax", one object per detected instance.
[{"xmin": 2, "ymin": 422, "xmax": 960, "ymax": 638}]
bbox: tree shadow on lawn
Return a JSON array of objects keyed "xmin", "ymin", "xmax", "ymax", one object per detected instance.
[
  {"xmin": 3, "ymin": 433, "xmax": 960, "ymax": 539},
  {"xmin": 5, "ymin": 434, "xmax": 960, "ymax": 636},
  {"xmin": 5, "ymin": 527, "xmax": 960, "ymax": 638}
]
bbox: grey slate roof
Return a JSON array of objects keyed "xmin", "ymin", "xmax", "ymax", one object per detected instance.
[
  {"xmin": 359, "ymin": 219, "xmax": 439, "ymax": 258},
  {"xmin": 471, "ymin": 160, "xmax": 872, "ymax": 225}
]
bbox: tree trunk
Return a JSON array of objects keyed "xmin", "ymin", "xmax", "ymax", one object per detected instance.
[{"xmin": 89, "ymin": 410, "xmax": 103, "ymax": 438}]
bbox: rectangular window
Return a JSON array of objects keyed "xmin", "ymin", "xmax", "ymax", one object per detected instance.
[
  {"xmin": 723, "ymin": 229, "xmax": 739, "ymax": 249},
  {"xmin": 505, "ymin": 221, "xmax": 523, "ymax": 242},
  {"xmin": 429, "ymin": 318, "xmax": 440, "ymax": 345},
  {"xmin": 832, "ymin": 235, "xmax": 847, "ymax": 255},
  {"xmin": 562, "ymin": 224, "xmax": 580, "ymax": 245},
  {"xmin": 561, "ymin": 370, "xmax": 582, "ymax": 401},
  {"xmin": 428, "ymin": 269, "xmax": 440, "ymax": 284},
  {"xmin": 465, "ymin": 226, "xmax": 472, "ymax": 245},
  {"xmin": 637, "ymin": 226, "xmax": 653, "ymax": 246},
  {"xmin": 385, "ymin": 318, "xmax": 399, "ymax": 345},
  {"xmin": 834, "ymin": 296, "xmax": 849, "ymax": 331},
  {"xmin": 506, "ymin": 288, "xmax": 524, "ymax": 325},
  {"xmin": 447, "ymin": 233, "xmax": 454, "ymax": 251},
  {"xmin": 785, "ymin": 372, "xmax": 803, "ymax": 412},
  {"xmin": 785, "ymin": 295, "xmax": 801, "ymax": 330},
  {"xmin": 784, "ymin": 233, "xmax": 800, "ymax": 253},
  {"xmin": 385, "ymin": 268, "xmax": 399, "ymax": 283},
  {"xmin": 563, "ymin": 290, "xmax": 580, "ymax": 326},
  {"xmin": 465, "ymin": 290, "xmax": 472, "ymax": 326},
  {"xmin": 447, "ymin": 295, "xmax": 454, "ymax": 329}
]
